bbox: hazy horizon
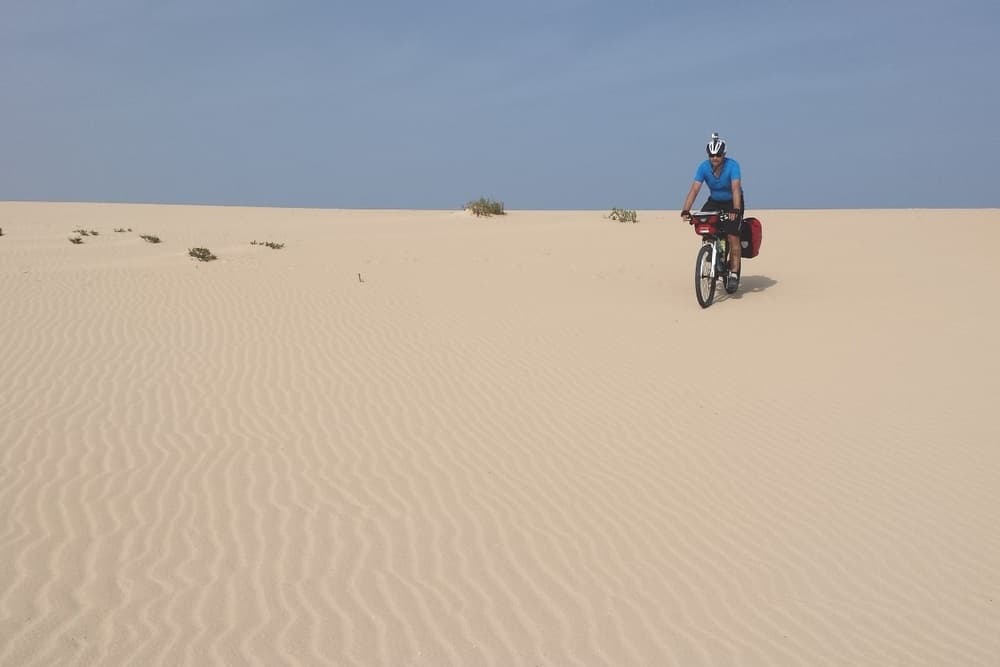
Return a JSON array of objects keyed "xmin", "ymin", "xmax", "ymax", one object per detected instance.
[
  {"xmin": 2, "ymin": 198, "xmax": 995, "ymax": 212},
  {"xmin": 3, "ymin": 0, "xmax": 998, "ymax": 210}
]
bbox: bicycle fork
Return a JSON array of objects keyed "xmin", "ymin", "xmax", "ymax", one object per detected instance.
[{"xmin": 705, "ymin": 239, "xmax": 727, "ymax": 279}]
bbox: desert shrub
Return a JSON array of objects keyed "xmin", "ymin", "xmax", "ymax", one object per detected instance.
[
  {"xmin": 251, "ymin": 240, "xmax": 285, "ymax": 249},
  {"xmin": 69, "ymin": 236, "xmax": 83, "ymax": 244},
  {"xmin": 113, "ymin": 227, "xmax": 130, "ymax": 233},
  {"xmin": 140, "ymin": 234, "xmax": 161, "ymax": 244},
  {"xmin": 609, "ymin": 207, "xmax": 638, "ymax": 223},
  {"xmin": 465, "ymin": 197, "xmax": 505, "ymax": 217},
  {"xmin": 73, "ymin": 228, "xmax": 92, "ymax": 236},
  {"xmin": 188, "ymin": 247, "xmax": 217, "ymax": 261}
]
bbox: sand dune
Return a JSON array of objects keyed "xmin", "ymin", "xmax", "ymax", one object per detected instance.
[{"xmin": 1, "ymin": 202, "xmax": 998, "ymax": 665}]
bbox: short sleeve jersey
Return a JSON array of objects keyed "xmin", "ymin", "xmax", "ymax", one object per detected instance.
[{"xmin": 693, "ymin": 158, "xmax": 741, "ymax": 201}]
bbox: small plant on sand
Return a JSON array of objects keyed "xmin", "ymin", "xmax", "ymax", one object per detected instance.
[
  {"xmin": 188, "ymin": 247, "xmax": 217, "ymax": 261},
  {"xmin": 609, "ymin": 207, "xmax": 638, "ymax": 223},
  {"xmin": 69, "ymin": 235, "xmax": 83, "ymax": 244},
  {"xmin": 113, "ymin": 227, "xmax": 131, "ymax": 233},
  {"xmin": 72, "ymin": 228, "xmax": 92, "ymax": 236},
  {"xmin": 465, "ymin": 197, "xmax": 505, "ymax": 217},
  {"xmin": 251, "ymin": 240, "xmax": 285, "ymax": 249},
  {"xmin": 0, "ymin": 227, "xmax": 5, "ymax": 236},
  {"xmin": 140, "ymin": 234, "xmax": 161, "ymax": 244}
]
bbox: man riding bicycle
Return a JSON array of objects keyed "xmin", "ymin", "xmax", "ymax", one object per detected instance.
[{"xmin": 680, "ymin": 132, "xmax": 744, "ymax": 292}]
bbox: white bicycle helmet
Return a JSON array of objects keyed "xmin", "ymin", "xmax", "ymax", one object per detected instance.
[{"xmin": 706, "ymin": 132, "xmax": 726, "ymax": 156}]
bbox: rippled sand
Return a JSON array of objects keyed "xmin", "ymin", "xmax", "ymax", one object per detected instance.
[{"xmin": 2, "ymin": 202, "xmax": 999, "ymax": 665}]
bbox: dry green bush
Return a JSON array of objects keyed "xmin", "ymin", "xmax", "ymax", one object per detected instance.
[
  {"xmin": 465, "ymin": 197, "xmax": 505, "ymax": 217},
  {"xmin": 188, "ymin": 247, "xmax": 217, "ymax": 261},
  {"xmin": 251, "ymin": 240, "xmax": 285, "ymax": 249},
  {"xmin": 140, "ymin": 234, "xmax": 161, "ymax": 244},
  {"xmin": 609, "ymin": 208, "xmax": 638, "ymax": 223}
]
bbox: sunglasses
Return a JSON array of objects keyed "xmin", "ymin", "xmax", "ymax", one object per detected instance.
[{"xmin": 709, "ymin": 154, "xmax": 725, "ymax": 159}]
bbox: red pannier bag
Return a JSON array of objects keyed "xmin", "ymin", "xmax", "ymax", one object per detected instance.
[{"xmin": 740, "ymin": 217, "xmax": 762, "ymax": 258}]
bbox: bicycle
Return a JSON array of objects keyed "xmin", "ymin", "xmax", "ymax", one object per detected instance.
[{"xmin": 687, "ymin": 210, "xmax": 740, "ymax": 308}]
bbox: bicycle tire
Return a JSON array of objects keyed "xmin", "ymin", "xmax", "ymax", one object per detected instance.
[{"xmin": 695, "ymin": 244, "xmax": 716, "ymax": 308}]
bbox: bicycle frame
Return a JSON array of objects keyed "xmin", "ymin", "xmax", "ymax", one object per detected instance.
[
  {"xmin": 690, "ymin": 211, "xmax": 730, "ymax": 279},
  {"xmin": 703, "ymin": 236, "xmax": 724, "ymax": 279},
  {"xmin": 689, "ymin": 210, "xmax": 735, "ymax": 307}
]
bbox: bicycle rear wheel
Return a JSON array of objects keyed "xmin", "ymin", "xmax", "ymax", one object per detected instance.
[{"xmin": 695, "ymin": 244, "xmax": 716, "ymax": 308}]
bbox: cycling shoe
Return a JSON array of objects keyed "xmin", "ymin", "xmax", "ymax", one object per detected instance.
[{"xmin": 725, "ymin": 272, "xmax": 739, "ymax": 294}]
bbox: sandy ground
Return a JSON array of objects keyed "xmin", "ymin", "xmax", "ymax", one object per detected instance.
[{"xmin": 1, "ymin": 201, "xmax": 999, "ymax": 666}]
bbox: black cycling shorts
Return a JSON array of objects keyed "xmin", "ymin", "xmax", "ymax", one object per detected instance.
[{"xmin": 702, "ymin": 194, "xmax": 745, "ymax": 236}]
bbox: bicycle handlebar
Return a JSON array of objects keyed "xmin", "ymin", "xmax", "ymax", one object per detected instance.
[{"xmin": 686, "ymin": 210, "xmax": 738, "ymax": 224}]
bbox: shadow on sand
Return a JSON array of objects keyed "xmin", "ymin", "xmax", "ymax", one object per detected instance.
[{"xmin": 727, "ymin": 274, "xmax": 777, "ymax": 300}]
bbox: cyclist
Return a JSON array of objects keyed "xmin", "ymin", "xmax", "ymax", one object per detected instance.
[{"xmin": 680, "ymin": 132, "xmax": 744, "ymax": 292}]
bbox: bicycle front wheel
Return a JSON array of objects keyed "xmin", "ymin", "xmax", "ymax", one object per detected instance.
[{"xmin": 695, "ymin": 244, "xmax": 716, "ymax": 308}]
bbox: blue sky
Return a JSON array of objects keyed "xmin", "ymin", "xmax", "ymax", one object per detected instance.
[{"xmin": 2, "ymin": 0, "xmax": 998, "ymax": 209}]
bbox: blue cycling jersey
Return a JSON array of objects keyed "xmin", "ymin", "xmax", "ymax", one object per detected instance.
[{"xmin": 693, "ymin": 158, "xmax": 742, "ymax": 201}]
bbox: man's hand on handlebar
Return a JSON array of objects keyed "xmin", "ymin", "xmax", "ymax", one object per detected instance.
[{"xmin": 681, "ymin": 209, "xmax": 691, "ymax": 222}]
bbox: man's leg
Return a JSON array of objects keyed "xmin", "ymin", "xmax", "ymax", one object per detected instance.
[
  {"xmin": 732, "ymin": 190, "xmax": 746, "ymax": 273},
  {"xmin": 730, "ymin": 192, "xmax": 745, "ymax": 275},
  {"xmin": 728, "ymin": 233, "xmax": 741, "ymax": 274}
]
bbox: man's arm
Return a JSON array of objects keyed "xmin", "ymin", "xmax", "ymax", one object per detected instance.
[
  {"xmin": 681, "ymin": 182, "xmax": 701, "ymax": 218},
  {"xmin": 731, "ymin": 178, "xmax": 742, "ymax": 212}
]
